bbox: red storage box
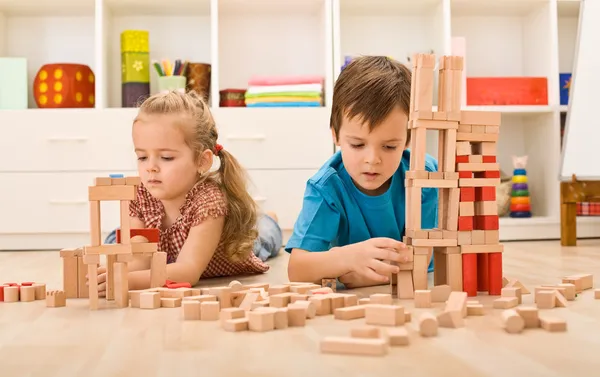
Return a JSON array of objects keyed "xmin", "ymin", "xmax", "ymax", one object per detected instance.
[{"xmin": 466, "ymin": 77, "xmax": 548, "ymax": 105}]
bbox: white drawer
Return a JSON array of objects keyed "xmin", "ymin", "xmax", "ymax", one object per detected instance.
[
  {"xmin": 246, "ymin": 169, "xmax": 317, "ymax": 230},
  {"xmin": 212, "ymin": 107, "xmax": 334, "ymax": 170},
  {"xmin": 0, "ymin": 109, "xmax": 138, "ymax": 172},
  {"xmin": 0, "ymin": 171, "xmax": 137, "ymax": 235}
]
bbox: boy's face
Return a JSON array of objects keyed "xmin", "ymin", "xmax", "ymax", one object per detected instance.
[{"xmin": 334, "ymin": 106, "xmax": 408, "ymax": 196}]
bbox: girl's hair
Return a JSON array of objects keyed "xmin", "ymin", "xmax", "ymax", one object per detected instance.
[{"xmin": 134, "ymin": 90, "xmax": 258, "ymax": 262}]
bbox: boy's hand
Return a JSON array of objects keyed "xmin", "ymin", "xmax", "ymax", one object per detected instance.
[
  {"xmin": 343, "ymin": 237, "xmax": 408, "ymax": 284},
  {"xmin": 86, "ymin": 266, "xmax": 107, "ymax": 298}
]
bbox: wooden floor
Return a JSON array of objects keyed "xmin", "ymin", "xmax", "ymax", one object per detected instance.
[{"xmin": 1, "ymin": 239, "xmax": 599, "ymax": 377}]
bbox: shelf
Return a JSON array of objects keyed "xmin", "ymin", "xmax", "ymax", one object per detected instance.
[
  {"xmin": 0, "ymin": 0, "xmax": 95, "ymax": 109},
  {"xmin": 101, "ymin": 0, "xmax": 212, "ymax": 108},
  {"xmin": 499, "ymin": 215, "xmax": 600, "ymax": 241},
  {"xmin": 217, "ymin": 0, "xmax": 331, "ymax": 106},
  {"xmin": 334, "ymin": 0, "xmax": 446, "ymax": 82},
  {"xmin": 451, "ymin": 0, "xmax": 553, "ymax": 79}
]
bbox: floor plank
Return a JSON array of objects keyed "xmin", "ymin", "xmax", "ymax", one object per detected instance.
[{"xmin": 0, "ymin": 239, "xmax": 598, "ymax": 376}]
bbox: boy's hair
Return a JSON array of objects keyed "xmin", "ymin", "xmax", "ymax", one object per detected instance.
[
  {"xmin": 135, "ymin": 91, "xmax": 258, "ymax": 263},
  {"xmin": 330, "ymin": 56, "xmax": 412, "ymax": 145}
]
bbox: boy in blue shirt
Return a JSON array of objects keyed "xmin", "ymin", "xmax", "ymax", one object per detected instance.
[{"xmin": 286, "ymin": 56, "xmax": 438, "ymax": 289}]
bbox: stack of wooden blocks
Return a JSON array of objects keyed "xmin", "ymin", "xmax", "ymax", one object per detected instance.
[{"xmin": 392, "ymin": 53, "xmax": 503, "ymax": 299}]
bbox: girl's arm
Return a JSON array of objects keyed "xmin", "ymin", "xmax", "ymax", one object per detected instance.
[{"xmin": 127, "ymin": 215, "xmax": 225, "ymax": 290}]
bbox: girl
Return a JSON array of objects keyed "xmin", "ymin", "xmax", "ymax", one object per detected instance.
[{"xmin": 97, "ymin": 90, "xmax": 282, "ymax": 295}]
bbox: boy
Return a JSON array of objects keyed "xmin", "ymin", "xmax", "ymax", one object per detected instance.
[{"xmin": 285, "ymin": 56, "xmax": 438, "ymax": 289}]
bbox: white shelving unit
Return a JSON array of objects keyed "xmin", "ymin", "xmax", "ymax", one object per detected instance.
[{"xmin": 0, "ymin": 0, "xmax": 596, "ymax": 250}]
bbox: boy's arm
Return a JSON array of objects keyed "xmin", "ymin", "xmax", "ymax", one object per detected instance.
[
  {"xmin": 127, "ymin": 215, "xmax": 224, "ymax": 290},
  {"xmin": 288, "ymin": 247, "xmax": 350, "ymax": 284},
  {"xmin": 286, "ymin": 182, "xmax": 344, "ymax": 283}
]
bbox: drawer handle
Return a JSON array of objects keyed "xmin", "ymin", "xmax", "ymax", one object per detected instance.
[
  {"xmin": 49, "ymin": 200, "xmax": 87, "ymax": 205},
  {"xmin": 253, "ymin": 196, "xmax": 267, "ymax": 203},
  {"xmin": 225, "ymin": 134, "xmax": 266, "ymax": 141},
  {"xmin": 47, "ymin": 137, "xmax": 89, "ymax": 143}
]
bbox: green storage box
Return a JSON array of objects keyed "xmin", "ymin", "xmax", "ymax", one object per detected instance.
[{"xmin": 0, "ymin": 58, "xmax": 28, "ymax": 109}]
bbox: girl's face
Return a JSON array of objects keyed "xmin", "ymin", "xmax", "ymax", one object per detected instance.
[{"xmin": 132, "ymin": 115, "xmax": 204, "ymax": 204}]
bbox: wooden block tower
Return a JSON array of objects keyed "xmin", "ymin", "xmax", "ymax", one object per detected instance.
[
  {"xmin": 391, "ymin": 53, "xmax": 503, "ymax": 299},
  {"xmin": 82, "ymin": 175, "xmax": 167, "ymax": 310}
]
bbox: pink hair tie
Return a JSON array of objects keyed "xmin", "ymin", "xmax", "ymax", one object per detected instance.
[{"xmin": 214, "ymin": 143, "xmax": 223, "ymax": 155}]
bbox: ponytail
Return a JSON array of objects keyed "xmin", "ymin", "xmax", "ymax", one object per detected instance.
[{"xmin": 216, "ymin": 149, "xmax": 258, "ymax": 262}]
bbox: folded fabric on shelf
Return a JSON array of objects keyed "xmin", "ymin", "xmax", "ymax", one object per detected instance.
[
  {"xmin": 248, "ymin": 75, "xmax": 324, "ymax": 86},
  {"xmin": 245, "ymin": 95, "xmax": 321, "ymax": 105},
  {"xmin": 246, "ymin": 102, "xmax": 322, "ymax": 107},
  {"xmin": 245, "ymin": 83, "xmax": 322, "ymax": 96}
]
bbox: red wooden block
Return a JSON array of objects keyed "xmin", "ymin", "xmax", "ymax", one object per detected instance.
[
  {"xmin": 116, "ymin": 228, "xmax": 160, "ymax": 243},
  {"xmin": 458, "ymin": 216, "xmax": 474, "ymax": 231},
  {"xmin": 4, "ymin": 283, "xmax": 19, "ymax": 287},
  {"xmin": 459, "ymin": 171, "xmax": 472, "ymax": 178},
  {"xmin": 462, "ymin": 254, "xmax": 478, "ymax": 297},
  {"xmin": 0, "ymin": 285, "xmax": 5, "ymax": 302},
  {"xmin": 475, "ymin": 187, "xmax": 496, "ymax": 201},
  {"xmin": 21, "ymin": 282, "xmax": 34, "ymax": 286},
  {"xmin": 460, "ymin": 187, "xmax": 475, "ymax": 202},
  {"xmin": 477, "ymin": 253, "xmax": 489, "ymax": 292},
  {"xmin": 474, "ymin": 215, "xmax": 499, "ymax": 230},
  {"xmin": 476, "ymin": 170, "xmax": 500, "ymax": 178},
  {"xmin": 482, "ymin": 156, "xmax": 496, "ymax": 163},
  {"xmin": 487, "ymin": 253, "xmax": 503, "ymax": 295},
  {"xmin": 510, "ymin": 203, "xmax": 531, "ymax": 212},
  {"xmin": 455, "ymin": 155, "xmax": 470, "ymax": 163},
  {"xmin": 164, "ymin": 280, "xmax": 192, "ymax": 289},
  {"xmin": 33, "ymin": 63, "xmax": 95, "ymax": 108}
]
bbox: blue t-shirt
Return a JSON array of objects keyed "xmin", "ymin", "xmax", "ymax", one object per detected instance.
[{"xmin": 285, "ymin": 149, "xmax": 438, "ymax": 271}]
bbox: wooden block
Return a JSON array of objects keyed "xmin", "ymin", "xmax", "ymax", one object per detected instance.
[
  {"xmin": 222, "ymin": 318, "xmax": 249, "ymax": 332},
  {"xmin": 358, "ymin": 298, "xmax": 370, "ymax": 305},
  {"xmin": 290, "ymin": 284, "xmax": 321, "ymax": 294},
  {"xmin": 94, "ymin": 177, "xmax": 112, "ymax": 186},
  {"xmin": 493, "ymin": 297, "xmax": 518, "ymax": 309},
  {"xmin": 370, "ymin": 293, "xmax": 393, "ymax": 305},
  {"xmin": 248, "ymin": 310, "xmax": 275, "ymax": 332},
  {"xmin": 540, "ymin": 317, "xmax": 567, "ymax": 332},
  {"xmin": 309, "ymin": 295, "xmax": 332, "ymax": 315},
  {"xmin": 505, "ymin": 279, "xmax": 531, "ymax": 295},
  {"xmin": 594, "ymin": 289, "xmax": 600, "ymax": 299},
  {"xmin": 516, "ymin": 306, "xmax": 540, "ymax": 328},
  {"xmin": 290, "ymin": 300, "xmax": 317, "ymax": 318},
  {"xmin": 437, "ymin": 310, "xmax": 464, "ymax": 328},
  {"xmin": 161, "ymin": 297, "xmax": 182, "ymax": 308},
  {"xmin": 502, "ymin": 309, "xmax": 525, "ymax": 334},
  {"xmin": 88, "ymin": 185, "xmax": 136, "ymax": 201},
  {"xmin": 486, "ymin": 125, "xmax": 499, "ymax": 133},
  {"xmin": 33, "ymin": 283, "xmax": 46, "ymax": 300},
  {"xmin": 459, "ymin": 202, "xmax": 474, "ymax": 216},
  {"xmin": 251, "ymin": 300, "xmax": 270, "ymax": 310},
  {"xmin": 320, "ymin": 336, "xmax": 388, "ymax": 356},
  {"xmin": 287, "ymin": 305, "xmax": 307, "ymax": 326},
  {"xmin": 61, "ymin": 255, "xmax": 79, "ymax": 299},
  {"xmin": 351, "ymin": 326, "xmax": 381, "ymax": 339},
  {"xmin": 270, "ymin": 292, "xmax": 293, "ymax": 308},
  {"xmin": 536, "ymin": 290, "xmax": 556, "ymax": 309},
  {"xmin": 321, "ymin": 278, "xmax": 337, "ymax": 292},
  {"xmin": 501, "ymin": 286, "xmax": 522, "ymax": 304},
  {"xmin": 431, "ymin": 284, "xmax": 452, "ymax": 302},
  {"xmin": 365, "ymin": 304, "xmax": 405, "ymax": 326},
  {"xmin": 3, "ymin": 286, "xmax": 18, "ymax": 302},
  {"xmin": 387, "ymin": 327, "xmax": 410, "ymax": 346},
  {"xmin": 461, "ymin": 244, "xmax": 504, "ymax": 254},
  {"xmin": 20, "ymin": 286, "xmax": 36, "ymax": 302},
  {"xmin": 460, "ymin": 110, "xmax": 501, "ymax": 126},
  {"xmin": 418, "ymin": 312, "xmax": 438, "ymax": 337},
  {"xmin": 467, "ymin": 304, "xmax": 484, "ymax": 316},
  {"xmin": 140, "ymin": 292, "xmax": 161, "ymax": 309},
  {"xmin": 267, "ymin": 284, "xmax": 290, "ymax": 295},
  {"xmin": 458, "ymin": 124, "xmax": 472, "ymax": 132},
  {"xmin": 200, "ymin": 301, "xmax": 220, "ymax": 320},
  {"xmin": 562, "ymin": 273, "xmax": 593, "ymax": 292},
  {"xmin": 45, "ymin": 290, "xmax": 66, "ymax": 307},
  {"xmin": 334, "ymin": 305, "xmax": 366, "ymax": 320},
  {"xmin": 414, "ymin": 290, "xmax": 431, "ymax": 308},
  {"xmin": 150, "ymin": 252, "xmax": 168, "ymax": 288}
]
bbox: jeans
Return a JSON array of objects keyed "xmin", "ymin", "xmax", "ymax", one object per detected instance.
[{"xmin": 104, "ymin": 213, "xmax": 283, "ymax": 262}]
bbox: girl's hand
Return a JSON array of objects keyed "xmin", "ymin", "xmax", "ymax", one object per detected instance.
[{"xmin": 87, "ymin": 266, "xmax": 107, "ymax": 298}]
